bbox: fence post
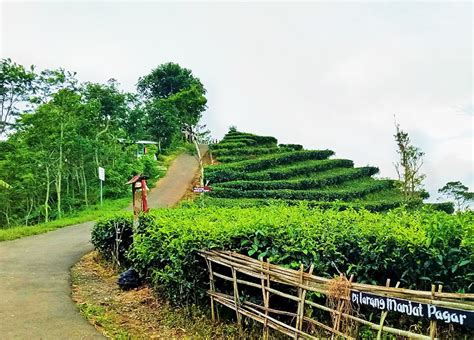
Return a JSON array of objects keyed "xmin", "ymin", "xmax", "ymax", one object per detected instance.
[
  {"xmin": 231, "ymin": 267, "xmax": 242, "ymax": 327},
  {"xmin": 295, "ymin": 264, "xmax": 305, "ymax": 339},
  {"xmin": 264, "ymin": 259, "xmax": 271, "ymax": 340},
  {"xmin": 260, "ymin": 260, "xmax": 269, "ymax": 340},
  {"xmin": 377, "ymin": 279, "xmax": 400, "ymax": 340},
  {"xmin": 204, "ymin": 256, "xmax": 216, "ymax": 322},
  {"xmin": 429, "ymin": 285, "xmax": 443, "ymax": 339},
  {"xmin": 295, "ymin": 264, "xmax": 314, "ymax": 338}
]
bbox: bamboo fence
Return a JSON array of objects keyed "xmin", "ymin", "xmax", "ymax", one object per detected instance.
[{"xmin": 199, "ymin": 250, "xmax": 474, "ymax": 339}]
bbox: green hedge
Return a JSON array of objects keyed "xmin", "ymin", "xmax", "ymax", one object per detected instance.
[
  {"xmin": 425, "ymin": 202, "xmax": 455, "ymax": 214},
  {"xmin": 246, "ymin": 159, "xmax": 354, "ymax": 181},
  {"xmin": 210, "ymin": 141, "xmax": 253, "ymax": 150},
  {"xmin": 222, "ymin": 134, "xmax": 277, "ymax": 145},
  {"xmin": 205, "ymin": 150, "xmax": 335, "ymax": 182},
  {"xmin": 213, "ymin": 146, "xmax": 282, "ymax": 158},
  {"xmin": 189, "ymin": 196, "xmax": 412, "ymax": 212},
  {"xmin": 278, "ymin": 144, "xmax": 303, "ymax": 151},
  {"xmin": 210, "ymin": 179, "xmax": 395, "ymax": 201},
  {"xmin": 92, "ymin": 206, "xmax": 474, "ymax": 306},
  {"xmin": 216, "ymin": 167, "xmax": 379, "ymax": 191}
]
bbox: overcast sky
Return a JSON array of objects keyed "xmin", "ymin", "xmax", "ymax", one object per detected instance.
[{"xmin": 1, "ymin": 1, "xmax": 472, "ymax": 199}]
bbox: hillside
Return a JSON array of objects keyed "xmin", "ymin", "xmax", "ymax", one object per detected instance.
[{"xmin": 203, "ymin": 130, "xmax": 410, "ymax": 211}]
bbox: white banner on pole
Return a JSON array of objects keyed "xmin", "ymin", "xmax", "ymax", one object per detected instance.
[{"xmin": 98, "ymin": 167, "xmax": 105, "ymax": 181}]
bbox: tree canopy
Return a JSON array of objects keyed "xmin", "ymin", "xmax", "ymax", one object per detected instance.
[{"xmin": 137, "ymin": 62, "xmax": 207, "ymax": 139}]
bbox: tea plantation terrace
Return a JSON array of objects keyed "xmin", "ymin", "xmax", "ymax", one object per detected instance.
[{"xmin": 204, "ymin": 130, "xmax": 411, "ymax": 211}]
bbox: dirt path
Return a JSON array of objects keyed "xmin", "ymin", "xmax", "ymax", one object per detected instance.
[
  {"xmin": 147, "ymin": 145, "xmax": 208, "ymax": 208},
  {"xmin": 0, "ymin": 146, "xmax": 207, "ymax": 339}
]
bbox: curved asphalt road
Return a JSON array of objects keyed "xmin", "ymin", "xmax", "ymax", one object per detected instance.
[{"xmin": 0, "ymin": 146, "xmax": 207, "ymax": 339}]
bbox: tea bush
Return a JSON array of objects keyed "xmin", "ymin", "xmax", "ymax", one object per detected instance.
[
  {"xmin": 215, "ymin": 167, "xmax": 379, "ymax": 190},
  {"xmin": 278, "ymin": 143, "xmax": 303, "ymax": 151},
  {"xmin": 210, "ymin": 179, "xmax": 395, "ymax": 200},
  {"xmin": 206, "ymin": 150, "xmax": 334, "ymax": 182},
  {"xmin": 212, "ymin": 146, "xmax": 282, "ymax": 157},
  {"xmin": 92, "ymin": 206, "xmax": 473, "ymax": 306}
]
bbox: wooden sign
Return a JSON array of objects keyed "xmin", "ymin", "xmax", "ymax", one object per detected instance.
[
  {"xmin": 351, "ymin": 291, "xmax": 474, "ymax": 327},
  {"xmin": 193, "ymin": 185, "xmax": 212, "ymax": 193}
]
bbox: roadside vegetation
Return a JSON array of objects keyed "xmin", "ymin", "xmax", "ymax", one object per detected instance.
[
  {"xmin": 0, "ymin": 58, "xmax": 210, "ymax": 235},
  {"xmin": 71, "ymin": 252, "xmax": 244, "ymax": 339}
]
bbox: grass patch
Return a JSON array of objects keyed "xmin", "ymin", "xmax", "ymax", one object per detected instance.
[
  {"xmin": 0, "ymin": 198, "xmax": 129, "ymax": 242},
  {"xmin": 78, "ymin": 303, "xmax": 131, "ymax": 339}
]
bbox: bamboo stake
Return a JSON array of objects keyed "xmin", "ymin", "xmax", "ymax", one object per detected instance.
[
  {"xmin": 376, "ymin": 280, "xmax": 400, "ymax": 340},
  {"xmin": 265, "ymin": 259, "xmax": 271, "ymax": 340},
  {"xmin": 296, "ymin": 264, "xmax": 314, "ymax": 337},
  {"xmin": 213, "ymin": 271, "xmax": 262, "ymax": 289},
  {"xmin": 231, "ymin": 267, "xmax": 242, "ymax": 327},
  {"xmin": 205, "ymin": 257, "xmax": 216, "ymax": 322},
  {"xmin": 261, "ymin": 260, "xmax": 269, "ymax": 340},
  {"xmin": 294, "ymin": 264, "xmax": 304, "ymax": 339},
  {"xmin": 304, "ymin": 316, "xmax": 355, "ymax": 340},
  {"xmin": 430, "ymin": 285, "xmax": 443, "ymax": 339}
]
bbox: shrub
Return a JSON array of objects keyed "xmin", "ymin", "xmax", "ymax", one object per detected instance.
[
  {"xmin": 216, "ymin": 167, "xmax": 379, "ymax": 191},
  {"xmin": 210, "ymin": 179, "xmax": 395, "ymax": 201},
  {"xmin": 246, "ymin": 159, "xmax": 354, "ymax": 181},
  {"xmin": 209, "ymin": 142, "xmax": 249, "ymax": 151},
  {"xmin": 205, "ymin": 150, "xmax": 335, "ymax": 182},
  {"xmin": 94, "ymin": 206, "xmax": 473, "ymax": 306},
  {"xmin": 222, "ymin": 134, "xmax": 278, "ymax": 146},
  {"xmin": 279, "ymin": 144, "xmax": 303, "ymax": 151},
  {"xmin": 91, "ymin": 213, "xmax": 133, "ymax": 265},
  {"xmin": 213, "ymin": 146, "xmax": 282, "ymax": 158}
]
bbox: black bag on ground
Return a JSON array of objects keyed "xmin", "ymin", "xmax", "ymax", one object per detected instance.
[{"xmin": 117, "ymin": 268, "xmax": 141, "ymax": 290}]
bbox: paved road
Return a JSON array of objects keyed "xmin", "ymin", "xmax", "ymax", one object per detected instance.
[{"xmin": 0, "ymin": 146, "xmax": 207, "ymax": 339}]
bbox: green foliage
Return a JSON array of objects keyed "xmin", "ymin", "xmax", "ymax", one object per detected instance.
[
  {"xmin": 438, "ymin": 181, "xmax": 473, "ymax": 211},
  {"xmin": 137, "ymin": 62, "xmax": 204, "ymax": 99},
  {"xmin": 0, "ymin": 58, "xmax": 36, "ymax": 134},
  {"xmin": 206, "ymin": 150, "xmax": 335, "ymax": 182},
  {"xmin": 426, "ymin": 202, "xmax": 455, "ymax": 214},
  {"xmin": 0, "ymin": 198, "xmax": 129, "ymax": 241},
  {"xmin": 0, "ymin": 59, "xmax": 208, "ymax": 228},
  {"xmin": 93, "ymin": 206, "xmax": 474, "ymax": 305},
  {"xmin": 205, "ymin": 130, "xmax": 410, "ymax": 210},
  {"xmin": 212, "ymin": 146, "xmax": 281, "ymax": 158},
  {"xmin": 210, "ymin": 179, "xmax": 395, "ymax": 201},
  {"xmin": 278, "ymin": 143, "xmax": 303, "ymax": 151},
  {"xmin": 91, "ymin": 212, "xmax": 133, "ymax": 264},
  {"xmin": 394, "ymin": 122, "xmax": 426, "ymax": 200},
  {"xmin": 137, "ymin": 62, "xmax": 207, "ymax": 130},
  {"xmin": 215, "ymin": 167, "xmax": 379, "ymax": 191}
]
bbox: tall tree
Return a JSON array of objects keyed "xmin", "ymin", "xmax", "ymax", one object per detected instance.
[
  {"xmin": 0, "ymin": 58, "xmax": 36, "ymax": 134},
  {"xmin": 438, "ymin": 181, "xmax": 473, "ymax": 211},
  {"xmin": 393, "ymin": 122, "xmax": 426, "ymax": 200},
  {"xmin": 137, "ymin": 62, "xmax": 204, "ymax": 99},
  {"xmin": 137, "ymin": 63, "xmax": 207, "ymax": 136}
]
